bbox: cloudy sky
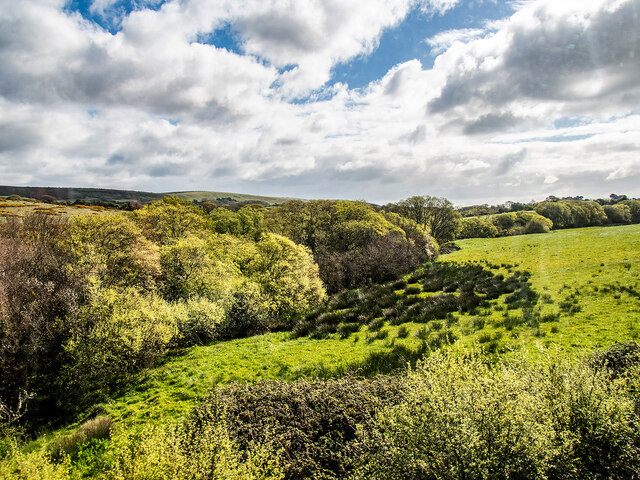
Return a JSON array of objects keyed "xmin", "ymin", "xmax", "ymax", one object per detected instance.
[{"xmin": 0, "ymin": 0, "xmax": 639, "ymax": 204}]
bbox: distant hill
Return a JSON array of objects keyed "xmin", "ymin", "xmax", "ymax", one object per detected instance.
[{"xmin": 0, "ymin": 186, "xmax": 295, "ymax": 207}]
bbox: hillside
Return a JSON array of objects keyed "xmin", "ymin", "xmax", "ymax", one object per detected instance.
[
  {"xmin": 0, "ymin": 186, "xmax": 295, "ymax": 207},
  {"xmin": 86, "ymin": 223, "xmax": 640, "ymax": 429},
  {"xmin": 2, "ymin": 219, "xmax": 639, "ymax": 479}
]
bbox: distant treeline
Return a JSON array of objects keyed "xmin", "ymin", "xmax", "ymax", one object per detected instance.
[{"xmin": 458, "ymin": 198, "xmax": 640, "ymax": 239}]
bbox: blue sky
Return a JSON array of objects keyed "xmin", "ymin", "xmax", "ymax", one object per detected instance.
[{"xmin": 0, "ymin": 0, "xmax": 639, "ymax": 204}]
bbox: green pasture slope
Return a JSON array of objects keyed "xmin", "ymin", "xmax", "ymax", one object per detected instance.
[{"xmin": 444, "ymin": 224, "xmax": 640, "ymax": 352}]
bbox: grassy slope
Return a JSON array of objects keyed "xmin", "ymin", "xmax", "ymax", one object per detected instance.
[
  {"xmin": 101, "ymin": 332, "xmax": 402, "ymax": 426},
  {"xmin": 0, "ymin": 187, "xmax": 295, "ymax": 206},
  {"xmin": 168, "ymin": 190, "xmax": 297, "ymax": 205},
  {"xmin": 444, "ymin": 224, "xmax": 640, "ymax": 353},
  {"xmin": 0, "ymin": 198, "xmax": 120, "ymax": 218},
  {"xmin": 90, "ymin": 225, "xmax": 640, "ymax": 426}
]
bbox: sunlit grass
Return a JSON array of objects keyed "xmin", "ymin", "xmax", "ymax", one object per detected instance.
[{"xmin": 444, "ymin": 224, "xmax": 640, "ymax": 354}]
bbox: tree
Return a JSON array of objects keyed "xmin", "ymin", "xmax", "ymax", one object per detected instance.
[
  {"xmin": 0, "ymin": 213, "xmax": 87, "ymax": 417},
  {"xmin": 604, "ymin": 204, "xmax": 632, "ymax": 224},
  {"xmin": 388, "ymin": 196, "xmax": 460, "ymax": 245},
  {"xmin": 66, "ymin": 213, "xmax": 160, "ymax": 290},
  {"xmin": 134, "ymin": 199, "xmax": 209, "ymax": 245},
  {"xmin": 246, "ymin": 233, "xmax": 326, "ymax": 326}
]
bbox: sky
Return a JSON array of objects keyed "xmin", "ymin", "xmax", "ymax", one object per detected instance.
[{"xmin": 0, "ymin": 0, "xmax": 639, "ymax": 205}]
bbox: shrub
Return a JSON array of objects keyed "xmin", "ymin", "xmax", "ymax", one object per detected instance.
[
  {"xmin": 0, "ymin": 442, "xmax": 72, "ymax": 480},
  {"xmin": 59, "ymin": 288, "xmax": 178, "ymax": 409},
  {"xmin": 171, "ymin": 297, "xmax": 226, "ymax": 347},
  {"xmin": 404, "ymin": 285, "xmax": 422, "ymax": 295},
  {"xmin": 337, "ymin": 322, "xmax": 361, "ymax": 339},
  {"xmin": 396, "ymin": 326, "xmax": 409, "ymax": 339},
  {"xmin": 523, "ymin": 216, "xmax": 552, "ymax": 234},
  {"xmin": 458, "ymin": 217, "xmax": 498, "ymax": 239},
  {"xmin": 108, "ymin": 421, "xmax": 283, "ymax": 480},
  {"xmin": 354, "ymin": 350, "xmax": 640, "ymax": 480},
  {"xmin": 192, "ymin": 376, "xmax": 404, "ymax": 480}
]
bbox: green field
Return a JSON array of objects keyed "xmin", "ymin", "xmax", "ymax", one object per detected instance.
[{"xmin": 444, "ymin": 224, "xmax": 640, "ymax": 352}]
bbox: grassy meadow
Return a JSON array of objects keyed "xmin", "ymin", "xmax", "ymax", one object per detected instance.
[
  {"xmin": 0, "ymin": 197, "xmax": 119, "ymax": 218},
  {"xmin": 445, "ymin": 224, "xmax": 640, "ymax": 352}
]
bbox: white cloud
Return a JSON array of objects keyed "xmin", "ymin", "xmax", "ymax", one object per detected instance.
[{"xmin": 0, "ymin": 0, "xmax": 638, "ymax": 204}]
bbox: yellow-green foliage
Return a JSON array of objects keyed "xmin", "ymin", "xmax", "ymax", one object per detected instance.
[
  {"xmin": 51, "ymin": 416, "xmax": 113, "ymax": 458},
  {"xmin": 355, "ymin": 349, "xmax": 640, "ymax": 479},
  {"xmin": 66, "ymin": 214, "xmax": 160, "ymax": 290},
  {"xmin": 210, "ymin": 205, "xmax": 265, "ymax": 241},
  {"xmin": 61, "ymin": 288, "xmax": 178, "ymax": 405},
  {"xmin": 107, "ymin": 421, "xmax": 283, "ymax": 480},
  {"xmin": 170, "ymin": 297, "xmax": 227, "ymax": 347},
  {"xmin": 458, "ymin": 216, "xmax": 498, "ymax": 238},
  {"xmin": 134, "ymin": 200, "xmax": 209, "ymax": 245},
  {"xmin": 248, "ymin": 233, "xmax": 326, "ymax": 321},
  {"xmin": 0, "ymin": 443, "xmax": 72, "ymax": 480},
  {"xmin": 159, "ymin": 234, "xmax": 235, "ymax": 301}
]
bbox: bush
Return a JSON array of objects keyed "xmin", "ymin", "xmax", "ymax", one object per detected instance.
[
  {"xmin": 354, "ymin": 349, "xmax": 640, "ymax": 480},
  {"xmin": 0, "ymin": 442, "xmax": 72, "ymax": 480},
  {"xmin": 108, "ymin": 421, "xmax": 283, "ymax": 480},
  {"xmin": 523, "ymin": 216, "xmax": 552, "ymax": 234},
  {"xmin": 60, "ymin": 288, "xmax": 178, "ymax": 409},
  {"xmin": 171, "ymin": 297, "xmax": 226, "ymax": 347},
  {"xmin": 458, "ymin": 217, "xmax": 498, "ymax": 239},
  {"xmin": 192, "ymin": 376, "xmax": 404, "ymax": 480},
  {"xmin": 0, "ymin": 214, "xmax": 87, "ymax": 420}
]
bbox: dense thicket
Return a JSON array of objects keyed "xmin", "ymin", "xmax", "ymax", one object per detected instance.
[
  {"xmin": 0, "ymin": 199, "xmax": 326, "ymax": 422},
  {"xmin": 458, "ymin": 211, "xmax": 553, "ymax": 239},
  {"xmin": 354, "ymin": 348, "xmax": 640, "ymax": 480},
  {"xmin": 191, "ymin": 376, "xmax": 405, "ymax": 480},
  {"xmin": 266, "ymin": 200, "xmax": 434, "ymax": 292}
]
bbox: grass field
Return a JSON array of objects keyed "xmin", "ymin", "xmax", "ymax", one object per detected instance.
[
  {"xmin": 444, "ymin": 224, "xmax": 640, "ymax": 353},
  {"xmin": 0, "ymin": 197, "xmax": 119, "ymax": 218}
]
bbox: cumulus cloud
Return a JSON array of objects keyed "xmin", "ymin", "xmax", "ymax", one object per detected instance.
[{"xmin": 0, "ymin": 0, "xmax": 638, "ymax": 204}]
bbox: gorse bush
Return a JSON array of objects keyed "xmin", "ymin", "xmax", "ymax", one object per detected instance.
[
  {"xmin": 107, "ymin": 421, "xmax": 283, "ymax": 480},
  {"xmin": 353, "ymin": 347, "xmax": 640, "ymax": 480}
]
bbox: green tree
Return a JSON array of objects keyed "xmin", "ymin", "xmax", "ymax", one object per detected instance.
[
  {"xmin": 246, "ymin": 233, "xmax": 326, "ymax": 326},
  {"xmin": 66, "ymin": 213, "xmax": 160, "ymax": 290},
  {"xmin": 134, "ymin": 199, "xmax": 209, "ymax": 245}
]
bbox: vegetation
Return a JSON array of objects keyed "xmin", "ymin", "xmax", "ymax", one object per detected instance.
[
  {"xmin": 2, "ymin": 190, "xmax": 640, "ymax": 479},
  {"xmin": 266, "ymin": 200, "xmax": 435, "ymax": 292}
]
